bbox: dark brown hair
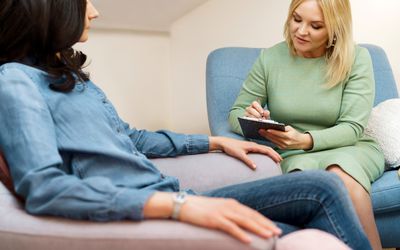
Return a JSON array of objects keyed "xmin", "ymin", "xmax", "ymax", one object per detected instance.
[{"xmin": 0, "ymin": 0, "xmax": 89, "ymax": 92}]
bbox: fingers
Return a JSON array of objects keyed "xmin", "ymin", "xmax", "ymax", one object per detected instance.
[
  {"xmin": 262, "ymin": 110, "xmax": 270, "ymax": 119},
  {"xmin": 225, "ymin": 211, "xmax": 276, "ymax": 239},
  {"xmin": 180, "ymin": 196, "xmax": 282, "ymax": 245},
  {"xmin": 237, "ymin": 141, "xmax": 282, "ymax": 163},
  {"xmin": 252, "ymin": 101, "xmax": 264, "ymax": 115},
  {"xmin": 217, "ymin": 217, "xmax": 253, "ymax": 243},
  {"xmin": 223, "ymin": 201, "xmax": 282, "ymax": 240},
  {"xmin": 238, "ymin": 206, "xmax": 282, "ymax": 236},
  {"xmin": 236, "ymin": 152, "xmax": 257, "ymax": 169},
  {"xmin": 250, "ymin": 144, "xmax": 283, "ymax": 162},
  {"xmin": 216, "ymin": 201, "xmax": 282, "ymax": 244},
  {"xmin": 245, "ymin": 101, "xmax": 268, "ymax": 119},
  {"xmin": 245, "ymin": 105, "xmax": 262, "ymax": 118},
  {"xmin": 259, "ymin": 130, "xmax": 286, "ymax": 149}
]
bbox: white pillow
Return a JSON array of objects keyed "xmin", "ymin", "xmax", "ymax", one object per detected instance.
[{"xmin": 365, "ymin": 98, "xmax": 400, "ymax": 169}]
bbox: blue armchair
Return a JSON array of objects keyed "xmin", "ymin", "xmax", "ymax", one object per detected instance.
[{"xmin": 206, "ymin": 44, "xmax": 400, "ymax": 248}]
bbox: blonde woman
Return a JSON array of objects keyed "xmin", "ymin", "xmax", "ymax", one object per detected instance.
[
  {"xmin": 0, "ymin": 0, "xmax": 375, "ymax": 249},
  {"xmin": 229, "ymin": 0, "xmax": 384, "ymax": 249}
]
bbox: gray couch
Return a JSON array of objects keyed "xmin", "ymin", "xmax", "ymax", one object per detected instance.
[{"xmin": 0, "ymin": 153, "xmax": 281, "ymax": 250}]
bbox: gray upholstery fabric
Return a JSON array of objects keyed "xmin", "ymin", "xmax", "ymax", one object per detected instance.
[
  {"xmin": 0, "ymin": 153, "xmax": 280, "ymax": 250},
  {"xmin": 153, "ymin": 152, "xmax": 282, "ymax": 193}
]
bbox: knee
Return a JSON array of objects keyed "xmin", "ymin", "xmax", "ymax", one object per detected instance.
[
  {"xmin": 327, "ymin": 167, "xmax": 368, "ymax": 200},
  {"xmin": 306, "ymin": 170, "xmax": 344, "ymax": 188},
  {"xmin": 297, "ymin": 170, "xmax": 347, "ymax": 195},
  {"xmin": 342, "ymin": 178, "xmax": 368, "ymax": 201}
]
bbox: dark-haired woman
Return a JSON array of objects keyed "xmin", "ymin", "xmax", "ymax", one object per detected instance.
[{"xmin": 0, "ymin": 1, "xmax": 371, "ymax": 249}]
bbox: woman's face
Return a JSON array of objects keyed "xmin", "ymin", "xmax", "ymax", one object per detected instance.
[
  {"xmin": 289, "ymin": 0, "xmax": 329, "ymax": 58},
  {"xmin": 79, "ymin": 0, "xmax": 99, "ymax": 42}
]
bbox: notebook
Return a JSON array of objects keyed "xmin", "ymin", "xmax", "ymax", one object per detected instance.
[{"xmin": 238, "ymin": 117, "xmax": 285, "ymax": 141}]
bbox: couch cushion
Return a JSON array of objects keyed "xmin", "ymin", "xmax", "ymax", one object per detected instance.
[
  {"xmin": 365, "ymin": 98, "xmax": 400, "ymax": 169},
  {"xmin": 371, "ymin": 170, "xmax": 400, "ymax": 214}
]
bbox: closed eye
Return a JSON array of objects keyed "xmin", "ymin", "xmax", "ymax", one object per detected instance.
[
  {"xmin": 292, "ymin": 14, "xmax": 301, "ymax": 23},
  {"xmin": 311, "ymin": 24, "xmax": 322, "ymax": 30}
]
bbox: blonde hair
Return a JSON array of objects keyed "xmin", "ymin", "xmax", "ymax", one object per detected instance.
[{"xmin": 283, "ymin": 0, "xmax": 355, "ymax": 87}]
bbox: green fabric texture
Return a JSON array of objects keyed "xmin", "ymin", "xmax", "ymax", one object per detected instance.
[{"xmin": 229, "ymin": 42, "xmax": 384, "ymax": 192}]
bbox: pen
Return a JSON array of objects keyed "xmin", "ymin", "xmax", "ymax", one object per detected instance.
[{"xmin": 256, "ymin": 98, "xmax": 264, "ymax": 120}]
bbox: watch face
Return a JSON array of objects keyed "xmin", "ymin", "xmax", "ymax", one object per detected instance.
[
  {"xmin": 171, "ymin": 191, "xmax": 187, "ymax": 220},
  {"xmin": 175, "ymin": 191, "xmax": 187, "ymax": 203}
]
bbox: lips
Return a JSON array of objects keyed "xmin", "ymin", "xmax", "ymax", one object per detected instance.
[{"xmin": 295, "ymin": 36, "xmax": 309, "ymax": 44}]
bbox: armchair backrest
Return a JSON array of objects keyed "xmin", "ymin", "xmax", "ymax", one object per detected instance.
[{"xmin": 206, "ymin": 44, "xmax": 399, "ymax": 138}]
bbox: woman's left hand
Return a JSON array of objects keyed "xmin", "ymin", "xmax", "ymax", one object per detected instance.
[
  {"xmin": 258, "ymin": 126, "xmax": 313, "ymax": 150},
  {"xmin": 209, "ymin": 136, "xmax": 282, "ymax": 170}
]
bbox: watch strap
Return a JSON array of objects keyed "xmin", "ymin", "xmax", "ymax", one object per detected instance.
[{"xmin": 171, "ymin": 191, "xmax": 187, "ymax": 220}]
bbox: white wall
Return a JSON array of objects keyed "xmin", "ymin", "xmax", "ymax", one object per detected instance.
[
  {"xmin": 82, "ymin": 0, "xmax": 400, "ymax": 135},
  {"xmin": 169, "ymin": 0, "xmax": 400, "ymax": 134},
  {"xmin": 74, "ymin": 30, "xmax": 171, "ymax": 131},
  {"xmin": 352, "ymin": 0, "xmax": 400, "ymax": 84},
  {"xmin": 169, "ymin": 0, "xmax": 290, "ymax": 134}
]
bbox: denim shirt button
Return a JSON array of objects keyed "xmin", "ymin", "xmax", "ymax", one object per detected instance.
[{"xmin": 102, "ymin": 99, "xmax": 107, "ymax": 104}]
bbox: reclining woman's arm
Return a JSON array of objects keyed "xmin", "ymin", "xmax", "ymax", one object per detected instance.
[
  {"xmin": 0, "ymin": 68, "xmax": 157, "ymax": 221},
  {"xmin": 143, "ymin": 192, "xmax": 281, "ymax": 243}
]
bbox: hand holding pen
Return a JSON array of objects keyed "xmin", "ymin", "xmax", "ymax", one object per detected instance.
[{"xmin": 245, "ymin": 98, "xmax": 270, "ymax": 120}]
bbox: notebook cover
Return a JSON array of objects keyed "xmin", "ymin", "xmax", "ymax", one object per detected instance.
[{"xmin": 238, "ymin": 117, "xmax": 285, "ymax": 141}]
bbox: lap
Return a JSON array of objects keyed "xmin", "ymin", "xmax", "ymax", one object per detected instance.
[{"xmin": 281, "ymin": 143, "xmax": 384, "ymax": 193}]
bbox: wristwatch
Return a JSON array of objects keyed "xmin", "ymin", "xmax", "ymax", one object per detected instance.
[{"xmin": 171, "ymin": 191, "xmax": 187, "ymax": 220}]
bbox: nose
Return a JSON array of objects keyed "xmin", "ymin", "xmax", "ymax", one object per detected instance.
[
  {"xmin": 298, "ymin": 24, "xmax": 308, "ymax": 36},
  {"xmin": 88, "ymin": 1, "xmax": 100, "ymax": 20}
]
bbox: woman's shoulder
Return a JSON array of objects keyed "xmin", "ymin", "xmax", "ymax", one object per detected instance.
[
  {"xmin": 263, "ymin": 41, "xmax": 288, "ymax": 52},
  {"xmin": 354, "ymin": 45, "xmax": 372, "ymax": 61},
  {"xmin": 352, "ymin": 45, "xmax": 373, "ymax": 69},
  {"xmin": 0, "ymin": 62, "xmax": 51, "ymax": 99},
  {"xmin": 258, "ymin": 41, "xmax": 290, "ymax": 65},
  {"xmin": 0, "ymin": 62, "xmax": 47, "ymax": 81}
]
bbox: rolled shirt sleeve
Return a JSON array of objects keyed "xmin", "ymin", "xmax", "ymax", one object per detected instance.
[{"xmin": 124, "ymin": 123, "xmax": 210, "ymax": 158}]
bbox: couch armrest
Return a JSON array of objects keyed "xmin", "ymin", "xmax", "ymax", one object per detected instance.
[
  {"xmin": 0, "ymin": 181, "xmax": 274, "ymax": 250},
  {"xmin": 151, "ymin": 152, "xmax": 282, "ymax": 193},
  {"xmin": 0, "ymin": 153, "xmax": 281, "ymax": 250}
]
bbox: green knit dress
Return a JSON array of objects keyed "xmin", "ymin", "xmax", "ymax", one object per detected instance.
[{"xmin": 229, "ymin": 42, "xmax": 384, "ymax": 193}]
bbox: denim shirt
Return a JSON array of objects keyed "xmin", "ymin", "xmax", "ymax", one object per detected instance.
[{"xmin": 0, "ymin": 63, "xmax": 209, "ymax": 221}]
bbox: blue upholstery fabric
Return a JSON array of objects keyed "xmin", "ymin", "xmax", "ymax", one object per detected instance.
[
  {"xmin": 360, "ymin": 44, "xmax": 399, "ymax": 105},
  {"xmin": 206, "ymin": 44, "xmax": 400, "ymax": 247},
  {"xmin": 206, "ymin": 48, "xmax": 262, "ymax": 139}
]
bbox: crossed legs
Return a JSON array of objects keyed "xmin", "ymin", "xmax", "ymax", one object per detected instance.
[{"xmin": 205, "ymin": 170, "xmax": 371, "ymax": 250}]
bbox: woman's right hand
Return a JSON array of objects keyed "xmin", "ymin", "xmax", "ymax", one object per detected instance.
[
  {"xmin": 179, "ymin": 195, "xmax": 282, "ymax": 244},
  {"xmin": 245, "ymin": 101, "xmax": 270, "ymax": 119}
]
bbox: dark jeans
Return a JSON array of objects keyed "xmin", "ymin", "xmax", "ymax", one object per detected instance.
[{"xmin": 203, "ymin": 170, "xmax": 371, "ymax": 250}]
